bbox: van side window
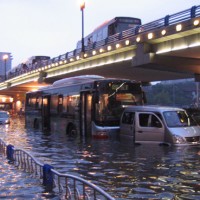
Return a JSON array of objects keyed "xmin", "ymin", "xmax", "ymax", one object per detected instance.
[
  {"xmin": 139, "ymin": 113, "xmax": 162, "ymax": 128},
  {"xmin": 155, "ymin": 112, "xmax": 163, "ymax": 121},
  {"xmin": 139, "ymin": 113, "xmax": 149, "ymax": 126},
  {"xmin": 122, "ymin": 112, "xmax": 135, "ymax": 124},
  {"xmin": 151, "ymin": 115, "xmax": 162, "ymax": 128}
]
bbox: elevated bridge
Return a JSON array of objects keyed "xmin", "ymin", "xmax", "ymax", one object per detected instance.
[{"xmin": 0, "ymin": 5, "xmax": 200, "ymax": 112}]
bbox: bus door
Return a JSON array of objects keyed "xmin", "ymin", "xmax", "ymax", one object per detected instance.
[
  {"xmin": 80, "ymin": 91, "xmax": 92, "ymax": 137},
  {"xmin": 42, "ymin": 95, "xmax": 51, "ymax": 130}
]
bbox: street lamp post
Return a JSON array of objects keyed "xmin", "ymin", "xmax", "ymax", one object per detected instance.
[
  {"xmin": 3, "ymin": 54, "xmax": 8, "ymax": 81},
  {"xmin": 80, "ymin": 0, "xmax": 85, "ymax": 53}
]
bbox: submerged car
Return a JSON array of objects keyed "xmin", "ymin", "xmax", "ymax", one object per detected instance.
[
  {"xmin": 0, "ymin": 111, "xmax": 10, "ymax": 124},
  {"xmin": 120, "ymin": 105, "xmax": 200, "ymax": 145}
]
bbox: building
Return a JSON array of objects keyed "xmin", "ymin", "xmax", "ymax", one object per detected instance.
[{"xmin": 0, "ymin": 52, "xmax": 12, "ymax": 81}]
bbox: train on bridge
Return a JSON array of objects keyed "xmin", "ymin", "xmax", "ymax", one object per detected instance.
[
  {"xmin": 7, "ymin": 16, "xmax": 142, "ymax": 79},
  {"xmin": 5, "ymin": 5, "xmax": 200, "ymax": 80}
]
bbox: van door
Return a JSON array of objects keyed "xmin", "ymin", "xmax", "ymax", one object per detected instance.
[
  {"xmin": 120, "ymin": 111, "xmax": 135, "ymax": 141},
  {"xmin": 80, "ymin": 92, "xmax": 92, "ymax": 137},
  {"xmin": 135, "ymin": 112, "xmax": 164, "ymax": 142}
]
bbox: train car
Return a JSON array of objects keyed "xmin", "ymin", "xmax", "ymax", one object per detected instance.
[
  {"xmin": 76, "ymin": 17, "xmax": 141, "ymax": 49},
  {"xmin": 24, "ymin": 55, "xmax": 50, "ymax": 69},
  {"xmin": 7, "ymin": 56, "xmax": 50, "ymax": 79}
]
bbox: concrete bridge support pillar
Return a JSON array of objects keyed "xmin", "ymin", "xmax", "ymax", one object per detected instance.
[{"xmin": 132, "ymin": 43, "xmax": 155, "ymax": 67}]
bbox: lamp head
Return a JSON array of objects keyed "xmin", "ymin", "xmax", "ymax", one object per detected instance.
[
  {"xmin": 80, "ymin": 0, "xmax": 85, "ymax": 10},
  {"xmin": 3, "ymin": 54, "xmax": 8, "ymax": 60}
]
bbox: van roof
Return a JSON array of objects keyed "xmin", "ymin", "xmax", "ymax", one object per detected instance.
[{"xmin": 124, "ymin": 105, "xmax": 185, "ymax": 112}]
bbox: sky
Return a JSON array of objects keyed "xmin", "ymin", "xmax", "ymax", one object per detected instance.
[{"xmin": 1, "ymin": 0, "xmax": 200, "ymax": 67}]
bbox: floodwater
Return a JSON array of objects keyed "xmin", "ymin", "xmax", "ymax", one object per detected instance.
[{"xmin": 0, "ymin": 116, "xmax": 200, "ymax": 199}]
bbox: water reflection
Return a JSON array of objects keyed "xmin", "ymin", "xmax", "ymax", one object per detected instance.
[{"xmin": 0, "ymin": 116, "xmax": 200, "ymax": 199}]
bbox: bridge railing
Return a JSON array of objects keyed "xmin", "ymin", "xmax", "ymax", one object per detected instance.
[
  {"xmin": 50, "ymin": 5, "xmax": 200, "ymax": 61},
  {"xmin": 6, "ymin": 5, "xmax": 200, "ymax": 80},
  {"xmin": 1, "ymin": 139, "xmax": 115, "ymax": 200},
  {"xmin": 197, "ymin": 5, "xmax": 200, "ymax": 16}
]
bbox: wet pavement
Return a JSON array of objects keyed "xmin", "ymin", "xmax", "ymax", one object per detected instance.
[{"xmin": 0, "ymin": 116, "xmax": 200, "ymax": 199}]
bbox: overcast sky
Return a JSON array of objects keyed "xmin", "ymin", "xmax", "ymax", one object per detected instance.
[{"xmin": 1, "ymin": 0, "xmax": 199, "ymax": 66}]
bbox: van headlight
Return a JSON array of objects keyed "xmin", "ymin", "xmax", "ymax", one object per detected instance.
[
  {"xmin": 5, "ymin": 119, "xmax": 10, "ymax": 124},
  {"xmin": 172, "ymin": 135, "xmax": 185, "ymax": 144}
]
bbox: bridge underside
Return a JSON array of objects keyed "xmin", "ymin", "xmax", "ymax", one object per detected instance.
[
  {"xmin": 1, "ymin": 53, "xmax": 196, "ymax": 98},
  {"xmin": 44, "ymin": 59, "xmax": 193, "ymax": 84},
  {"xmin": 1, "ymin": 26, "xmax": 200, "ymax": 97}
]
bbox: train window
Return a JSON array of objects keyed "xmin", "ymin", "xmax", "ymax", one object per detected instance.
[
  {"xmin": 93, "ymin": 33, "xmax": 97, "ymax": 42},
  {"xmin": 103, "ymin": 27, "xmax": 108, "ymax": 39},
  {"xmin": 108, "ymin": 24, "xmax": 115, "ymax": 36},
  {"xmin": 97, "ymin": 30, "xmax": 103, "ymax": 41}
]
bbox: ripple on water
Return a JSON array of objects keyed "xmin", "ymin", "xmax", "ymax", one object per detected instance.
[
  {"xmin": 0, "ymin": 155, "xmax": 52, "ymax": 199},
  {"xmin": 0, "ymin": 117, "xmax": 200, "ymax": 199}
]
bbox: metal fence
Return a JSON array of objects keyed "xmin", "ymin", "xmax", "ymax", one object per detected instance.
[{"xmin": 0, "ymin": 139, "xmax": 115, "ymax": 200}]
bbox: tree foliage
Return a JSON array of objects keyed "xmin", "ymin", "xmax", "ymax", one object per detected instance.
[{"xmin": 143, "ymin": 80, "xmax": 197, "ymax": 107}]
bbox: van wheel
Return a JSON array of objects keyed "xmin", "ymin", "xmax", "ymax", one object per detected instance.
[
  {"xmin": 67, "ymin": 124, "xmax": 77, "ymax": 137},
  {"xmin": 34, "ymin": 119, "xmax": 39, "ymax": 129}
]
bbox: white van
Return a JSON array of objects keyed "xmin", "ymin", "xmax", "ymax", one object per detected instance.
[{"xmin": 120, "ymin": 105, "xmax": 200, "ymax": 145}]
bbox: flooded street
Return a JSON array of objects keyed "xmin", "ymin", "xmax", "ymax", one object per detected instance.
[{"xmin": 0, "ymin": 116, "xmax": 200, "ymax": 199}]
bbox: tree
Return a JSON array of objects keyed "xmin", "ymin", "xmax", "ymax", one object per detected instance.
[{"xmin": 143, "ymin": 79, "xmax": 196, "ymax": 107}]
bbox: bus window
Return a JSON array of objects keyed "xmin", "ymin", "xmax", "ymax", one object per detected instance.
[
  {"xmin": 30, "ymin": 97, "xmax": 36, "ymax": 108},
  {"xmin": 67, "ymin": 95, "xmax": 80, "ymax": 114},
  {"xmin": 36, "ymin": 97, "xmax": 42, "ymax": 109},
  {"xmin": 50, "ymin": 95, "xmax": 58, "ymax": 114},
  {"xmin": 57, "ymin": 95, "xmax": 63, "ymax": 114},
  {"xmin": 62, "ymin": 96, "xmax": 68, "ymax": 113}
]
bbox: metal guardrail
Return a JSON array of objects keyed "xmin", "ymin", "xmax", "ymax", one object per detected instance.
[
  {"xmin": 0, "ymin": 139, "xmax": 115, "ymax": 200},
  {"xmin": 6, "ymin": 5, "xmax": 200, "ymax": 80}
]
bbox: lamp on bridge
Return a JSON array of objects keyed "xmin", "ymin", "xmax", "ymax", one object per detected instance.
[
  {"xmin": 2, "ymin": 54, "xmax": 8, "ymax": 81},
  {"xmin": 80, "ymin": 0, "xmax": 85, "ymax": 54}
]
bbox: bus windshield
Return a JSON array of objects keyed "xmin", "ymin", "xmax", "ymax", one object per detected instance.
[{"xmin": 95, "ymin": 81, "xmax": 143, "ymax": 126}]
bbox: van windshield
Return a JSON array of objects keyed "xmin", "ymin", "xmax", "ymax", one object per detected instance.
[{"xmin": 163, "ymin": 111, "xmax": 197, "ymax": 127}]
